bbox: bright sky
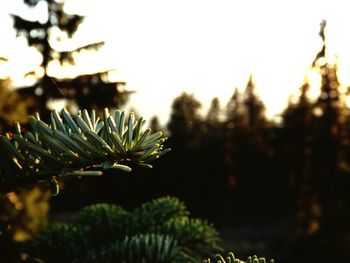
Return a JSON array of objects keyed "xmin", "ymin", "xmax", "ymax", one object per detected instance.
[{"xmin": 1, "ymin": 0, "xmax": 350, "ymax": 124}]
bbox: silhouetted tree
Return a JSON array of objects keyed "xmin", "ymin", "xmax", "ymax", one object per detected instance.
[
  {"xmin": 11, "ymin": 0, "xmax": 129, "ymax": 116},
  {"xmin": 166, "ymin": 93, "xmax": 222, "ymax": 215},
  {"xmin": 280, "ymin": 81, "xmax": 318, "ymax": 256},
  {"xmin": 224, "ymin": 88, "xmax": 243, "ymax": 190},
  {"xmin": 243, "ymin": 74, "xmax": 267, "ymax": 128},
  {"xmin": 167, "ymin": 92, "xmax": 202, "ymax": 145},
  {"xmin": 224, "ymin": 77, "xmax": 275, "ymax": 219},
  {"xmin": 205, "ymin": 97, "xmax": 224, "ymax": 168},
  {"xmin": 206, "ymin": 97, "xmax": 221, "ymax": 124},
  {"xmin": 284, "ymin": 20, "xmax": 350, "ymax": 262},
  {"xmin": 225, "ymin": 88, "xmax": 245, "ymax": 128},
  {"xmin": 309, "ymin": 20, "xmax": 343, "ymax": 260},
  {"xmin": 203, "ymin": 97, "xmax": 226, "ymax": 201},
  {"xmin": 150, "ymin": 116, "xmax": 162, "ymax": 132}
]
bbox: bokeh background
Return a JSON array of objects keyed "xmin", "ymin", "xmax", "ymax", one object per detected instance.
[{"xmin": 1, "ymin": 1, "xmax": 350, "ymax": 262}]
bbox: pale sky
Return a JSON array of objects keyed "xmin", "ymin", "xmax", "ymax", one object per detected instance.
[{"xmin": 1, "ymin": 0, "xmax": 350, "ymax": 124}]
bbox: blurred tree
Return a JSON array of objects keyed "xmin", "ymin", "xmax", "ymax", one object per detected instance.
[
  {"xmin": 166, "ymin": 93, "xmax": 207, "ymax": 211},
  {"xmin": 0, "ymin": 60, "xmax": 46, "ymax": 263},
  {"xmin": 2, "ymin": 2, "xmax": 131, "ymax": 259},
  {"xmin": 0, "ymin": 78, "xmax": 33, "ymax": 132},
  {"xmin": 11, "ymin": 0, "xmax": 130, "ymax": 116},
  {"xmin": 205, "ymin": 97, "xmax": 223, "ymax": 150},
  {"xmin": 285, "ymin": 20, "xmax": 350, "ymax": 261},
  {"xmin": 280, "ymin": 81, "xmax": 317, "ymax": 251},
  {"xmin": 0, "ymin": 188, "xmax": 50, "ymax": 242},
  {"xmin": 225, "ymin": 88, "xmax": 245, "ymax": 128},
  {"xmin": 224, "ymin": 88, "xmax": 243, "ymax": 190},
  {"xmin": 203, "ymin": 97, "xmax": 227, "ymax": 201},
  {"xmin": 308, "ymin": 20, "xmax": 343, "ymax": 260},
  {"xmin": 150, "ymin": 116, "xmax": 162, "ymax": 132},
  {"xmin": 224, "ymin": 77, "xmax": 276, "ymax": 219},
  {"xmin": 167, "ymin": 92, "xmax": 202, "ymax": 145},
  {"xmin": 0, "ymin": 77, "xmax": 47, "ymax": 261},
  {"xmin": 206, "ymin": 97, "xmax": 221, "ymax": 124},
  {"xmin": 242, "ymin": 74, "xmax": 267, "ymax": 128}
]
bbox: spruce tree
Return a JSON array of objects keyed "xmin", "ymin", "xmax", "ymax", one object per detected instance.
[
  {"xmin": 11, "ymin": 0, "xmax": 128, "ymax": 116},
  {"xmin": 225, "ymin": 88, "xmax": 244, "ymax": 129},
  {"xmin": 224, "ymin": 88, "xmax": 243, "ymax": 190},
  {"xmin": 281, "ymin": 81, "xmax": 316, "ymax": 240},
  {"xmin": 309, "ymin": 20, "xmax": 342, "ymax": 259},
  {"xmin": 167, "ymin": 92, "xmax": 202, "ymax": 142},
  {"xmin": 286, "ymin": 20, "xmax": 350, "ymax": 261},
  {"xmin": 224, "ymin": 78, "xmax": 274, "ymax": 218},
  {"xmin": 243, "ymin": 74, "xmax": 267, "ymax": 128},
  {"xmin": 206, "ymin": 97, "xmax": 221, "ymax": 125}
]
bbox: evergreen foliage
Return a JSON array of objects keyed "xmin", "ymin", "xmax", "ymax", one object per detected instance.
[
  {"xmin": 0, "ymin": 108, "xmax": 170, "ymax": 195},
  {"xmin": 276, "ymin": 20, "xmax": 350, "ymax": 261},
  {"xmin": 168, "ymin": 92, "xmax": 203, "ymax": 140},
  {"xmin": 91, "ymin": 234, "xmax": 181, "ymax": 263},
  {"xmin": 11, "ymin": 0, "xmax": 129, "ymax": 114},
  {"xmin": 0, "ymin": 78, "xmax": 32, "ymax": 132},
  {"xmin": 202, "ymin": 252, "xmax": 274, "ymax": 263},
  {"xmin": 160, "ymin": 20, "xmax": 350, "ymax": 261},
  {"xmin": 242, "ymin": 74, "xmax": 267, "ymax": 128},
  {"xmin": 206, "ymin": 97, "xmax": 221, "ymax": 124},
  {"xmin": 23, "ymin": 196, "xmax": 222, "ymax": 263},
  {"xmin": 2, "ymin": 16, "xmax": 350, "ymax": 263},
  {"xmin": 223, "ymin": 76, "xmax": 274, "ymax": 216}
]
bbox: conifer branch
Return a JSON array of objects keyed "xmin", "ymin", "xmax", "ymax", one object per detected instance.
[
  {"xmin": 202, "ymin": 252, "xmax": 275, "ymax": 263},
  {"xmin": 0, "ymin": 108, "xmax": 170, "ymax": 195}
]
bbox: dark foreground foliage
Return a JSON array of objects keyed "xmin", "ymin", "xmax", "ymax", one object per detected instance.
[{"xmin": 23, "ymin": 197, "xmax": 222, "ymax": 263}]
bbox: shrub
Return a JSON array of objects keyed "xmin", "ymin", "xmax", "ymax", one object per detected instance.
[{"xmin": 23, "ymin": 196, "xmax": 222, "ymax": 263}]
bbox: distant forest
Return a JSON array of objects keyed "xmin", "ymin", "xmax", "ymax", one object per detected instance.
[
  {"xmin": 0, "ymin": 4, "xmax": 349, "ymax": 261},
  {"xmin": 40, "ymin": 21, "xmax": 350, "ymax": 262}
]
